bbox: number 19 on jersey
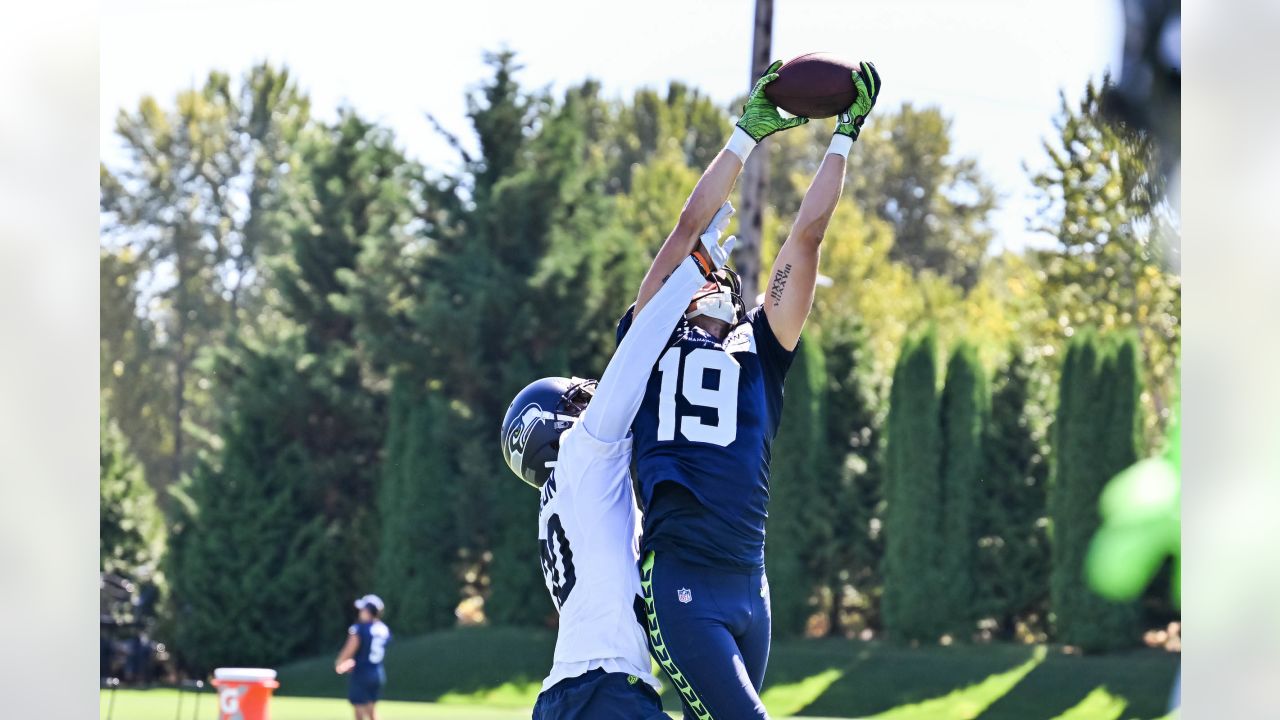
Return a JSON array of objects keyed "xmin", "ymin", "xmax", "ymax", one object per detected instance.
[{"xmin": 655, "ymin": 347, "xmax": 739, "ymax": 447}]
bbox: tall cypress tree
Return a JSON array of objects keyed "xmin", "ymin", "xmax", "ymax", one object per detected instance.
[
  {"xmin": 819, "ymin": 318, "xmax": 884, "ymax": 633},
  {"xmin": 375, "ymin": 383, "xmax": 462, "ymax": 634},
  {"xmin": 977, "ymin": 347, "xmax": 1051, "ymax": 638},
  {"xmin": 1049, "ymin": 331, "xmax": 1142, "ymax": 651},
  {"xmin": 938, "ymin": 344, "xmax": 988, "ymax": 635},
  {"xmin": 766, "ymin": 336, "xmax": 830, "ymax": 636},
  {"xmin": 883, "ymin": 329, "xmax": 945, "ymax": 641}
]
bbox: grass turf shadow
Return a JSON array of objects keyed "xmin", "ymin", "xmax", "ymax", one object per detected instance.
[
  {"xmin": 767, "ymin": 640, "xmax": 1039, "ymax": 717},
  {"xmin": 975, "ymin": 647, "xmax": 1179, "ymax": 720}
]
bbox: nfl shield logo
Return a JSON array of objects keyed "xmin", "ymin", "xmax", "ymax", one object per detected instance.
[{"xmin": 677, "ymin": 587, "xmax": 693, "ymax": 604}]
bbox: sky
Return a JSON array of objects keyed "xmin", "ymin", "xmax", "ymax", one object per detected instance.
[{"xmin": 101, "ymin": 0, "xmax": 1124, "ymax": 253}]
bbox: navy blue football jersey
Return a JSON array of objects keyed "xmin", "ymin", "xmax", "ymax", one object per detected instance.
[
  {"xmin": 349, "ymin": 620, "xmax": 391, "ymax": 676},
  {"xmin": 618, "ymin": 304, "xmax": 797, "ymax": 570}
]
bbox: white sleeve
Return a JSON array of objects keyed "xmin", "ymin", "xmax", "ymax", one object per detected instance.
[{"xmin": 580, "ymin": 257, "xmax": 705, "ymax": 443}]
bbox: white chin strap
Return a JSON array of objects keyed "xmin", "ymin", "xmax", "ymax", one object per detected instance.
[{"xmin": 685, "ymin": 291, "xmax": 738, "ymax": 325}]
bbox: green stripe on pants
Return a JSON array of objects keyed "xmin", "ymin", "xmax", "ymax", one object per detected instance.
[{"xmin": 641, "ymin": 551, "xmax": 713, "ymax": 720}]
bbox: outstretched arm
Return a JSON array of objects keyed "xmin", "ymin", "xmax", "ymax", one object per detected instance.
[
  {"xmin": 585, "ymin": 218, "xmax": 738, "ymax": 443},
  {"xmin": 763, "ymin": 154, "xmax": 844, "ymax": 351},
  {"xmin": 634, "ymin": 60, "xmax": 808, "ymax": 315},
  {"xmin": 583, "ymin": 257, "xmax": 707, "ymax": 443},
  {"xmin": 634, "ymin": 152, "xmax": 741, "ymax": 315},
  {"xmin": 763, "ymin": 62, "xmax": 881, "ymax": 351}
]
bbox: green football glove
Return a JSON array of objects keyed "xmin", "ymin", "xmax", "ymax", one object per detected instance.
[
  {"xmin": 735, "ymin": 60, "xmax": 809, "ymax": 142},
  {"xmin": 835, "ymin": 61, "xmax": 882, "ymax": 141}
]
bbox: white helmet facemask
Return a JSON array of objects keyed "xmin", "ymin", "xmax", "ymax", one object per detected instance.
[{"xmin": 685, "ymin": 290, "xmax": 738, "ymax": 325}]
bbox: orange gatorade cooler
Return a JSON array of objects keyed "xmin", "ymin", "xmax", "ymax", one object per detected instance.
[{"xmin": 211, "ymin": 668, "xmax": 279, "ymax": 720}]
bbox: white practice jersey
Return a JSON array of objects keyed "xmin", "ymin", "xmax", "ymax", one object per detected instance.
[{"xmin": 536, "ymin": 257, "xmax": 706, "ymax": 693}]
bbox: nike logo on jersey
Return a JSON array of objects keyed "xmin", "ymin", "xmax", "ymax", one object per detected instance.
[{"xmin": 724, "ymin": 323, "xmax": 757, "ymax": 355}]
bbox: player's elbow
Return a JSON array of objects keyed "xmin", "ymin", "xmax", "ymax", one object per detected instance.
[
  {"xmin": 793, "ymin": 218, "xmax": 829, "ymax": 250},
  {"xmin": 673, "ymin": 206, "xmax": 704, "ymax": 242}
]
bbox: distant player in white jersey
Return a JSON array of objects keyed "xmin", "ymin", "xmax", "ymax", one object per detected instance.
[{"xmin": 500, "ymin": 192, "xmax": 741, "ymax": 717}]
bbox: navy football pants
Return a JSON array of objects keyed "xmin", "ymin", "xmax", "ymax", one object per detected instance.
[
  {"xmin": 640, "ymin": 551, "xmax": 771, "ymax": 720},
  {"xmin": 532, "ymin": 669, "xmax": 667, "ymax": 720}
]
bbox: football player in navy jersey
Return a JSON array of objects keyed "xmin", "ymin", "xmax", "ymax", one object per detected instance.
[
  {"xmin": 335, "ymin": 594, "xmax": 392, "ymax": 720},
  {"xmin": 622, "ymin": 61, "xmax": 881, "ymax": 720},
  {"xmin": 497, "ymin": 109, "xmax": 744, "ymax": 716}
]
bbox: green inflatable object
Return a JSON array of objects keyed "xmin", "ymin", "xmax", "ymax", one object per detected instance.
[{"xmin": 1086, "ymin": 420, "xmax": 1181, "ymax": 607}]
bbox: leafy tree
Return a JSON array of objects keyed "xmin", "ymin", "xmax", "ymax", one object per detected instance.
[
  {"xmin": 850, "ymin": 104, "xmax": 997, "ymax": 289},
  {"xmin": 101, "ymin": 63, "xmax": 309, "ymax": 492},
  {"xmin": 101, "ymin": 416, "xmax": 163, "ymax": 578},
  {"xmin": 977, "ymin": 347, "xmax": 1052, "ymax": 639},
  {"xmin": 765, "ymin": 105, "xmax": 997, "ymax": 289},
  {"xmin": 882, "ymin": 329, "xmax": 946, "ymax": 641},
  {"xmin": 939, "ymin": 344, "xmax": 988, "ymax": 634},
  {"xmin": 100, "ymin": 248, "xmax": 174, "ymax": 505},
  {"xmin": 1049, "ymin": 330, "xmax": 1142, "ymax": 651},
  {"xmin": 766, "ymin": 196, "xmax": 1029, "ymax": 388},
  {"xmin": 1031, "ymin": 81, "xmax": 1180, "ymax": 443},
  {"xmin": 766, "ymin": 336, "xmax": 831, "ymax": 636},
  {"xmin": 609, "ymin": 82, "xmax": 728, "ymax": 193}
]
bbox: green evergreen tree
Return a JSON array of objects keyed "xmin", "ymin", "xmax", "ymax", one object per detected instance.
[
  {"xmin": 101, "ymin": 415, "xmax": 162, "ymax": 578},
  {"xmin": 938, "ymin": 343, "xmax": 988, "ymax": 635},
  {"xmin": 370, "ymin": 53, "xmax": 667, "ymax": 625},
  {"xmin": 977, "ymin": 346, "xmax": 1052, "ymax": 638},
  {"xmin": 765, "ymin": 336, "xmax": 830, "ymax": 636},
  {"xmin": 167, "ymin": 341, "xmax": 339, "ymax": 672},
  {"xmin": 817, "ymin": 318, "xmax": 884, "ymax": 634},
  {"xmin": 1049, "ymin": 331, "xmax": 1142, "ymax": 651},
  {"xmin": 882, "ymin": 329, "xmax": 946, "ymax": 641},
  {"xmin": 270, "ymin": 109, "xmax": 417, "ymax": 606},
  {"xmin": 339, "ymin": 54, "xmax": 607, "ymax": 625},
  {"xmin": 375, "ymin": 382, "xmax": 462, "ymax": 633}
]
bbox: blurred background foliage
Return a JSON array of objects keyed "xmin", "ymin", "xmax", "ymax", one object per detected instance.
[{"xmin": 100, "ymin": 52, "xmax": 1179, "ymax": 672}]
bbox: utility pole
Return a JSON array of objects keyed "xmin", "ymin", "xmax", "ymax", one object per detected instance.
[{"xmin": 738, "ymin": 0, "xmax": 774, "ymax": 305}]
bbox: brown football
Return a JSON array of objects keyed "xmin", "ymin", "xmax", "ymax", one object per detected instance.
[{"xmin": 763, "ymin": 52, "xmax": 859, "ymax": 119}]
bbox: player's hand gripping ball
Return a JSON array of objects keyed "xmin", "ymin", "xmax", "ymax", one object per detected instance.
[
  {"xmin": 735, "ymin": 60, "xmax": 810, "ymax": 142},
  {"xmin": 835, "ymin": 61, "xmax": 881, "ymax": 142}
]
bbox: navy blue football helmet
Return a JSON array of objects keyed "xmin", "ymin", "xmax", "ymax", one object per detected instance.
[{"xmin": 500, "ymin": 376, "xmax": 597, "ymax": 489}]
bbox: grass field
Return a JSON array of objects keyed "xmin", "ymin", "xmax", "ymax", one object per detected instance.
[
  {"xmin": 100, "ymin": 690, "xmax": 533, "ymax": 720},
  {"xmin": 103, "ymin": 627, "xmax": 1179, "ymax": 719}
]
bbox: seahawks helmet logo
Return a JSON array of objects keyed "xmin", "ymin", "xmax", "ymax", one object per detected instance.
[{"xmin": 505, "ymin": 403, "xmax": 546, "ymax": 481}]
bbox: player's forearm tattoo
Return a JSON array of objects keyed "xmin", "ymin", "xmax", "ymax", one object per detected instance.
[{"xmin": 770, "ymin": 264, "xmax": 792, "ymax": 307}]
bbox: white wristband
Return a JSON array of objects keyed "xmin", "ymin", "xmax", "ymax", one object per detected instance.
[
  {"xmin": 724, "ymin": 127, "xmax": 757, "ymax": 163},
  {"xmin": 827, "ymin": 134, "xmax": 854, "ymax": 158}
]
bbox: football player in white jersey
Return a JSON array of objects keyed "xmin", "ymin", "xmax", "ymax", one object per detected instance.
[{"xmin": 500, "ymin": 152, "xmax": 746, "ymax": 718}]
